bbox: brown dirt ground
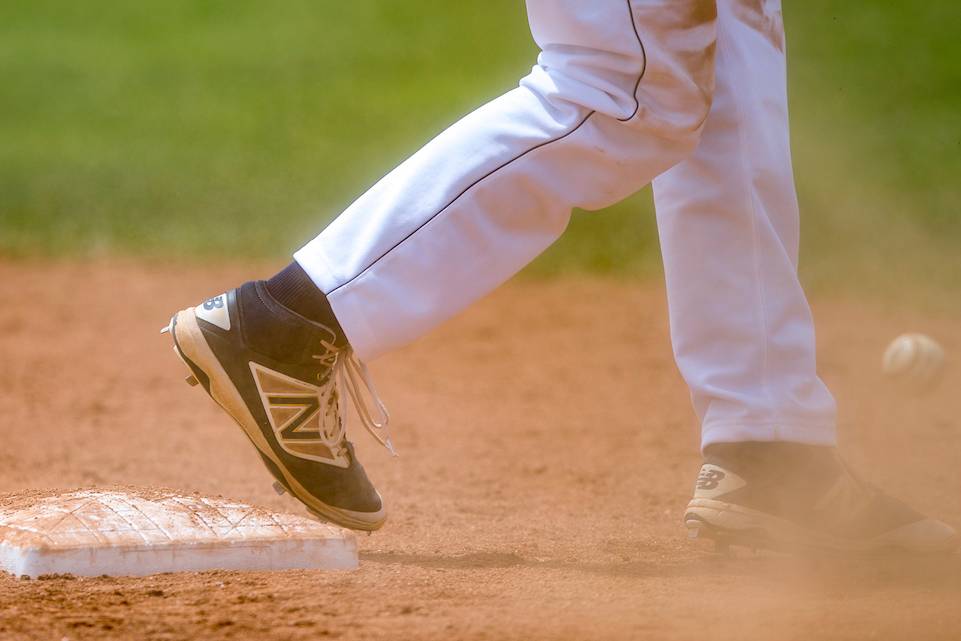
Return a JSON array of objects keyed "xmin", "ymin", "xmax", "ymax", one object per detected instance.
[{"xmin": 0, "ymin": 259, "xmax": 959, "ymax": 641}]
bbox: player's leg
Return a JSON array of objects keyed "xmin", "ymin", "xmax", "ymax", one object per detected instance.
[
  {"xmin": 165, "ymin": 0, "xmax": 719, "ymax": 530},
  {"xmin": 656, "ymin": 0, "xmax": 957, "ymax": 553},
  {"xmin": 653, "ymin": 0, "xmax": 834, "ymax": 450},
  {"xmin": 294, "ymin": 0, "xmax": 717, "ymax": 360}
]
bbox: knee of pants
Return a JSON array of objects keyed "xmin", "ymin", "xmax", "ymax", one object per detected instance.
[
  {"xmin": 520, "ymin": 46, "xmax": 714, "ymax": 144},
  {"xmin": 557, "ymin": 77, "xmax": 711, "ymax": 212},
  {"xmin": 523, "ymin": 1, "xmax": 716, "ymax": 116},
  {"xmin": 519, "ymin": 49, "xmax": 649, "ymax": 122},
  {"xmin": 630, "ymin": 3, "xmax": 718, "ymax": 158},
  {"xmin": 522, "ymin": 1, "xmax": 717, "ymax": 148},
  {"xmin": 644, "ymin": 86, "xmax": 713, "ymax": 163}
]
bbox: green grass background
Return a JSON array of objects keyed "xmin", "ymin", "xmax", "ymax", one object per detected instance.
[{"xmin": 1, "ymin": 1, "xmax": 958, "ymax": 300}]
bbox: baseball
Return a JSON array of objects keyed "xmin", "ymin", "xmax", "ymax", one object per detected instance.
[{"xmin": 881, "ymin": 333, "xmax": 945, "ymax": 388}]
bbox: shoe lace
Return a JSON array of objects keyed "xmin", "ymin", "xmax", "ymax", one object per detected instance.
[
  {"xmin": 813, "ymin": 457, "xmax": 879, "ymax": 529},
  {"xmin": 312, "ymin": 340, "xmax": 397, "ymax": 457}
]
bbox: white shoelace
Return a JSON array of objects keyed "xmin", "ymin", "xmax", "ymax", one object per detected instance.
[{"xmin": 314, "ymin": 341, "xmax": 396, "ymax": 457}]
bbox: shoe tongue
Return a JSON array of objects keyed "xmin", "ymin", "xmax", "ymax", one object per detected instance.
[{"xmin": 815, "ymin": 471, "xmax": 927, "ymax": 538}]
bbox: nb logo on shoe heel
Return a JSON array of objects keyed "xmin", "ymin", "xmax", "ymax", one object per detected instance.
[
  {"xmin": 693, "ymin": 464, "xmax": 746, "ymax": 498},
  {"xmin": 696, "ymin": 468, "xmax": 725, "ymax": 490},
  {"xmin": 195, "ymin": 293, "xmax": 231, "ymax": 330}
]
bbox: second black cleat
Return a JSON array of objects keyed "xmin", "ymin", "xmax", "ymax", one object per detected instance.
[{"xmin": 684, "ymin": 442, "xmax": 958, "ymax": 555}]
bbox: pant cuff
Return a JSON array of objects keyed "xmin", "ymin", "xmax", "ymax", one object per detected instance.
[
  {"xmin": 292, "ymin": 250, "xmax": 382, "ymax": 361},
  {"xmin": 700, "ymin": 419, "xmax": 837, "ymax": 453}
]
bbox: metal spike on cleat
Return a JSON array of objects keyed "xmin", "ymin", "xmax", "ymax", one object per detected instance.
[
  {"xmin": 271, "ymin": 481, "xmax": 287, "ymax": 496},
  {"xmin": 687, "ymin": 527, "xmax": 700, "ymax": 540},
  {"xmin": 185, "ymin": 375, "xmax": 199, "ymax": 386},
  {"xmin": 160, "ymin": 315, "xmax": 176, "ymax": 335}
]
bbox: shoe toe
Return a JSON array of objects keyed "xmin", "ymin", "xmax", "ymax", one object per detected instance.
[
  {"xmin": 329, "ymin": 484, "xmax": 384, "ymax": 516},
  {"xmin": 342, "ymin": 493, "xmax": 387, "ymax": 526},
  {"xmin": 881, "ymin": 518, "xmax": 960, "ymax": 554}
]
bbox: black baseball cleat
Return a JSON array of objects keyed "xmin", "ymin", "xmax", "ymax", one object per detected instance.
[
  {"xmin": 684, "ymin": 442, "xmax": 958, "ymax": 555},
  {"xmin": 161, "ymin": 281, "xmax": 395, "ymax": 531}
]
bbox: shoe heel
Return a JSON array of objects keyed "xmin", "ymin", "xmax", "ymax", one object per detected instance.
[{"xmin": 165, "ymin": 314, "xmax": 213, "ymax": 394}]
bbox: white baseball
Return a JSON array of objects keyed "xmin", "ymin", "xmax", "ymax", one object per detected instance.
[{"xmin": 881, "ymin": 333, "xmax": 945, "ymax": 388}]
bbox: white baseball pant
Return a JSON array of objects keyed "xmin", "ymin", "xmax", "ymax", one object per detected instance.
[{"xmin": 294, "ymin": 0, "xmax": 838, "ymax": 450}]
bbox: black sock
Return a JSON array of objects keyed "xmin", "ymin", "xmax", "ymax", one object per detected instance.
[
  {"xmin": 704, "ymin": 441, "xmax": 841, "ymax": 479},
  {"xmin": 266, "ymin": 262, "xmax": 346, "ymax": 339}
]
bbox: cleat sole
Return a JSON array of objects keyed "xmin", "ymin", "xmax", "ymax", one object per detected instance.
[{"xmin": 684, "ymin": 502, "xmax": 957, "ymax": 557}]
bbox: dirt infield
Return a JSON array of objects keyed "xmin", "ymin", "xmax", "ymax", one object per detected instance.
[{"xmin": 1, "ymin": 259, "xmax": 959, "ymax": 641}]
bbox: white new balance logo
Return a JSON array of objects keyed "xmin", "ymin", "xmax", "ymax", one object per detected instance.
[
  {"xmin": 194, "ymin": 293, "xmax": 231, "ymax": 330},
  {"xmin": 693, "ymin": 464, "xmax": 746, "ymax": 498},
  {"xmin": 696, "ymin": 468, "xmax": 725, "ymax": 490},
  {"xmin": 249, "ymin": 362, "xmax": 349, "ymax": 468}
]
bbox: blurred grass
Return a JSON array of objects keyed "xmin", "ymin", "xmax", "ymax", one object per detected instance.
[
  {"xmin": 0, "ymin": 1, "xmax": 958, "ymax": 300},
  {"xmin": 0, "ymin": 1, "xmax": 535, "ymax": 256},
  {"xmin": 784, "ymin": 3, "xmax": 961, "ymax": 306}
]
